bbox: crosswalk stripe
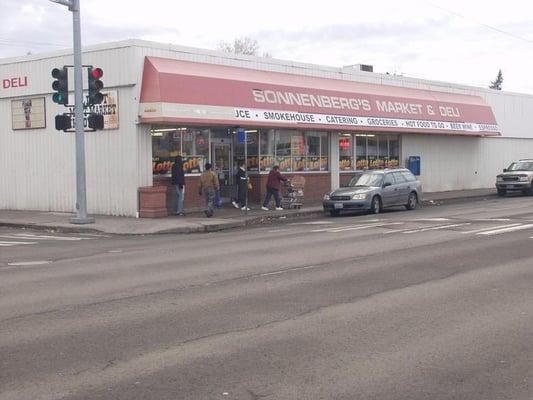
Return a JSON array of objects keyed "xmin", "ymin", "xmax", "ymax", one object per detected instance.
[
  {"xmin": 0, "ymin": 234, "xmax": 88, "ymax": 241},
  {"xmin": 311, "ymin": 222, "xmax": 403, "ymax": 233},
  {"xmin": 402, "ymin": 223, "xmax": 471, "ymax": 234},
  {"xmin": 461, "ymin": 223, "xmax": 522, "ymax": 234},
  {"xmin": 477, "ymin": 223, "xmax": 533, "ymax": 236},
  {"xmin": 327, "ymin": 222, "xmax": 403, "ymax": 233},
  {"xmin": 311, "ymin": 225, "xmax": 356, "ymax": 232},
  {"xmin": 0, "ymin": 241, "xmax": 36, "ymax": 246}
]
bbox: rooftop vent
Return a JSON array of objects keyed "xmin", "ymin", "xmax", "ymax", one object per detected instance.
[{"xmin": 342, "ymin": 64, "xmax": 374, "ymax": 73}]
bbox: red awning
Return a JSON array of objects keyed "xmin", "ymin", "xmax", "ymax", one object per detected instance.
[{"xmin": 139, "ymin": 56, "xmax": 500, "ymax": 136}]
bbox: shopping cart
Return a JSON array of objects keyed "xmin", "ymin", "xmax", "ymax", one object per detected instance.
[{"xmin": 281, "ymin": 175, "xmax": 305, "ymax": 209}]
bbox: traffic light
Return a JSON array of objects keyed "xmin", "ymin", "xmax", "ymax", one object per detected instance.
[
  {"xmin": 87, "ymin": 67, "xmax": 104, "ymax": 106},
  {"xmin": 88, "ymin": 113, "xmax": 104, "ymax": 130},
  {"xmin": 51, "ymin": 67, "xmax": 69, "ymax": 106},
  {"xmin": 55, "ymin": 114, "xmax": 72, "ymax": 131}
]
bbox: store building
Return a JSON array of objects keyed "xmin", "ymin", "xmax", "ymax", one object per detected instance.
[{"xmin": 1, "ymin": 40, "xmax": 533, "ymax": 217}]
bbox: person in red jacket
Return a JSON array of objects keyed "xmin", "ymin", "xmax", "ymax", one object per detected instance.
[{"xmin": 261, "ymin": 165, "xmax": 287, "ymax": 211}]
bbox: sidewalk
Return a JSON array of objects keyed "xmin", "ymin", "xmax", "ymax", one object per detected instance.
[{"xmin": 0, "ymin": 188, "xmax": 497, "ymax": 235}]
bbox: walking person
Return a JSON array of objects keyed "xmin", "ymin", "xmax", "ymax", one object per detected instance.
[
  {"xmin": 198, "ymin": 162, "xmax": 220, "ymax": 218},
  {"xmin": 261, "ymin": 165, "xmax": 287, "ymax": 211},
  {"xmin": 171, "ymin": 155, "xmax": 185, "ymax": 216},
  {"xmin": 232, "ymin": 160, "xmax": 250, "ymax": 211}
]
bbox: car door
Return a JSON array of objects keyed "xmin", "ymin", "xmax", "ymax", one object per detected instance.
[
  {"xmin": 381, "ymin": 172, "xmax": 397, "ymax": 206},
  {"xmin": 392, "ymin": 172, "xmax": 409, "ymax": 205}
]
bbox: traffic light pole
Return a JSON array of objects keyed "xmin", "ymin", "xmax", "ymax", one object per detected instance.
[{"xmin": 51, "ymin": 0, "xmax": 94, "ymax": 224}]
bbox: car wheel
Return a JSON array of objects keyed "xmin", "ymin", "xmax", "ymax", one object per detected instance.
[
  {"xmin": 529, "ymin": 184, "xmax": 533, "ymax": 196},
  {"xmin": 497, "ymin": 188, "xmax": 506, "ymax": 196},
  {"xmin": 370, "ymin": 196, "xmax": 381, "ymax": 214},
  {"xmin": 405, "ymin": 192, "xmax": 418, "ymax": 210},
  {"xmin": 329, "ymin": 210, "xmax": 340, "ymax": 217}
]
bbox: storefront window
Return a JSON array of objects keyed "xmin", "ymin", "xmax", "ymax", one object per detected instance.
[
  {"xmin": 259, "ymin": 129, "xmax": 276, "ymax": 171},
  {"xmin": 355, "ymin": 134, "xmax": 368, "ymax": 170},
  {"xmin": 275, "ymin": 129, "xmax": 292, "ymax": 172},
  {"xmin": 367, "ymin": 135, "xmax": 379, "ymax": 169},
  {"xmin": 291, "ymin": 132, "xmax": 306, "ymax": 171},
  {"xmin": 348, "ymin": 133, "xmax": 400, "ymax": 170},
  {"xmin": 339, "ymin": 134, "xmax": 352, "ymax": 171},
  {"xmin": 388, "ymin": 135, "xmax": 400, "ymax": 168},
  {"xmin": 258, "ymin": 129, "xmax": 329, "ymax": 172},
  {"xmin": 152, "ymin": 127, "xmax": 209, "ymax": 175},
  {"xmin": 376, "ymin": 136, "xmax": 387, "ymax": 169},
  {"xmin": 234, "ymin": 129, "xmax": 259, "ymax": 171}
]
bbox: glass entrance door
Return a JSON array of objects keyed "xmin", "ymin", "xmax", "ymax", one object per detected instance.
[{"xmin": 212, "ymin": 143, "xmax": 232, "ymax": 186}]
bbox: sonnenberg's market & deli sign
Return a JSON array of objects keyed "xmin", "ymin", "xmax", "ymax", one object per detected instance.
[
  {"xmin": 233, "ymin": 107, "xmax": 498, "ymax": 133},
  {"xmin": 140, "ymin": 88, "xmax": 499, "ymax": 134},
  {"xmin": 243, "ymin": 89, "xmax": 499, "ymax": 133}
]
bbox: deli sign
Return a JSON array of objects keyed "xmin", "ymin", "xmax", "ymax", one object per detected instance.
[{"xmin": 3, "ymin": 76, "xmax": 28, "ymax": 89}]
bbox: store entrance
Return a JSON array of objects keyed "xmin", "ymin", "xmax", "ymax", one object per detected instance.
[{"xmin": 211, "ymin": 142, "xmax": 235, "ymax": 200}]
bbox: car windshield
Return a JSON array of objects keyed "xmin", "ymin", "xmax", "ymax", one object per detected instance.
[
  {"xmin": 507, "ymin": 162, "xmax": 533, "ymax": 171},
  {"xmin": 347, "ymin": 173, "xmax": 383, "ymax": 187}
]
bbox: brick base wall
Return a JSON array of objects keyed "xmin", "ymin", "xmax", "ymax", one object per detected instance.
[{"xmin": 152, "ymin": 172, "xmax": 337, "ymax": 212}]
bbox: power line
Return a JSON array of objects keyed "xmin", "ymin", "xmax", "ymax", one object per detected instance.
[
  {"xmin": 422, "ymin": 1, "xmax": 533, "ymax": 45},
  {"xmin": 0, "ymin": 37, "xmax": 69, "ymax": 48}
]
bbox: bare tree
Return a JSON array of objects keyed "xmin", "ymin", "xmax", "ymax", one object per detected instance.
[
  {"xmin": 217, "ymin": 36, "xmax": 271, "ymax": 57},
  {"xmin": 489, "ymin": 69, "xmax": 503, "ymax": 90}
]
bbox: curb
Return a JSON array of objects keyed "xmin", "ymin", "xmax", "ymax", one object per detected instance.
[
  {"xmin": 0, "ymin": 194, "xmax": 497, "ymax": 235},
  {"xmin": 0, "ymin": 221, "xmax": 105, "ymax": 235},
  {"xmin": 421, "ymin": 193, "xmax": 497, "ymax": 206}
]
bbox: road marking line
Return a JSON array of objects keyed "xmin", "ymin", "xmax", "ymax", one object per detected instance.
[
  {"xmin": 6, "ymin": 233, "xmax": 89, "ymax": 241},
  {"xmin": 7, "ymin": 261, "xmax": 52, "ymax": 266},
  {"xmin": 289, "ymin": 221, "xmax": 334, "ymax": 225},
  {"xmin": 402, "ymin": 223, "xmax": 470, "ymax": 234},
  {"xmin": 477, "ymin": 223, "xmax": 533, "ymax": 236},
  {"xmin": 0, "ymin": 241, "xmax": 36, "ymax": 246},
  {"xmin": 260, "ymin": 265, "xmax": 319, "ymax": 277},
  {"xmin": 414, "ymin": 218, "xmax": 451, "ymax": 222},
  {"xmin": 327, "ymin": 222, "xmax": 403, "ymax": 233},
  {"xmin": 473, "ymin": 218, "xmax": 511, "ymax": 222},
  {"xmin": 311, "ymin": 225, "xmax": 354, "ymax": 232},
  {"xmin": 311, "ymin": 222, "xmax": 402, "ymax": 233},
  {"xmin": 461, "ymin": 223, "xmax": 522, "ymax": 234}
]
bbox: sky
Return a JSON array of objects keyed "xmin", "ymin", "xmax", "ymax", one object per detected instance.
[{"xmin": 1, "ymin": 0, "xmax": 532, "ymax": 94}]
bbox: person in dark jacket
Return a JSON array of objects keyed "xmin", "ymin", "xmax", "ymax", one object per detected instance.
[
  {"xmin": 232, "ymin": 160, "xmax": 250, "ymax": 211},
  {"xmin": 171, "ymin": 156, "xmax": 186, "ymax": 216},
  {"xmin": 261, "ymin": 165, "xmax": 287, "ymax": 211}
]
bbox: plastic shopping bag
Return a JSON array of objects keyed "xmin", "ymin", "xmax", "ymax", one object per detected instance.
[{"xmin": 215, "ymin": 192, "xmax": 223, "ymax": 208}]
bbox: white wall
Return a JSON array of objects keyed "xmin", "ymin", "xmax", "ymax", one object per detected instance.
[
  {"xmin": 0, "ymin": 45, "xmax": 149, "ymax": 216},
  {"xmin": 2, "ymin": 40, "xmax": 533, "ymax": 215},
  {"xmin": 402, "ymin": 134, "xmax": 533, "ymax": 192}
]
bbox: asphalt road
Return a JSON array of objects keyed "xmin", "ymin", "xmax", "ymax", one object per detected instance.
[{"xmin": 1, "ymin": 197, "xmax": 532, "ymax": 400}]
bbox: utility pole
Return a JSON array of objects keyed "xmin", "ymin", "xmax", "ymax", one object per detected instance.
[{"xmin": 50, "ymin": 0, "xmax": 94, "ymax": 224}]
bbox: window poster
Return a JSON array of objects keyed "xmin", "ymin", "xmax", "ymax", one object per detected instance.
[
  {"xmin": 276, "ymin": 156, "xmax": 292, "ymax": 172},
  {"xmin": 339, "ymin": 157, "xmax": 352, "ymax": 170},
  {"xmin": 12, "ymin": 97, "xmax": 46, "ymax": 130},
  {"xmin": 260, "ymin": 155, "xmax": 275, "ymax": 171},
  {"xmin": 307, "ymin": 156, "xmax": 321, "ymax": 171},
  {"xmin": 292, "ymin": 156, "xmax": 306, "ymax": 172}
]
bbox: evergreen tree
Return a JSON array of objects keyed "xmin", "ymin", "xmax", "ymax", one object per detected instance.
[{"xmin": 489, "ymin": 69, "xmax": 503, "ymax": 90}]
